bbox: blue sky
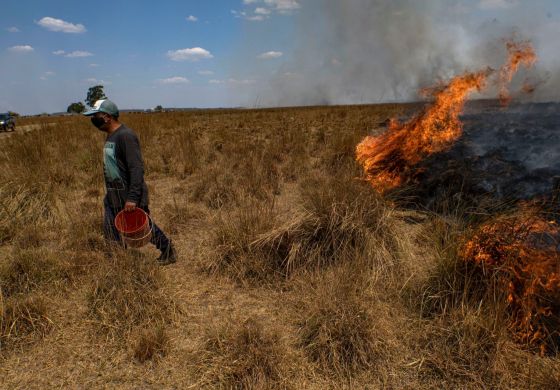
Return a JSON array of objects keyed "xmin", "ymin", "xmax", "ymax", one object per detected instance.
[{"xmin": 1, "ymin": 0, "xmax": 559, "ymax": 114}]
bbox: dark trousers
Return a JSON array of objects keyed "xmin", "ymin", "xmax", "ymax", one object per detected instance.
[{"xmin": 103, "ymin": 198, "xmax": 171, "ymax": 252}]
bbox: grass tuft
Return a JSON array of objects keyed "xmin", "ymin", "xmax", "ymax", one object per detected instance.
[
  {"xmin": 0, "ymin": 294, "xmax": 52, "ymax": 352},
  {"xmin": 296, "ymin": 267, "xmax": 389, "ymax": 376},
  {"xmin": 0, "ymin": 248, "xmax": 71, "ymax": 298},
  {"xmin": 209, "ymin": 201, "xmax": 278, "ymax": 282},
  {"xmin": 87, "ymin": 252, "xmax": 173, "ymax": 338},
  {"xmin": 133, "ymin": 326, "xmax": 168, "ymax": 363},
  {"xmin": 253, "ymin": 175, "xmax": 395, "ymax": 276},
  {"xmin": 198, "ymin": 318, "xmax": 289, "ymax": 389}
]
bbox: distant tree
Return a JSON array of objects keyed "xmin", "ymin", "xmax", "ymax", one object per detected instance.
[
  {"xmin": 154, "ymin": 105, "xmax": 163, "ymax": 112},
  {"xmin": 8, "ymin": 111, "xmax": 19, "ymax": 117},
  {"xmin": 67, "ymin": 102, "xmax": 85, "ymax": 114},
  {"xmin": 85, "ymin": 85, "xmax": 107, "ymax": 107}
]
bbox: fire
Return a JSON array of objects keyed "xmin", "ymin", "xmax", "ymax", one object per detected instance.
[
  {"xmin": 356, "ymin": 39, "xmax": 537, "ymax": 193},
  {"xmin": 462, "ymin": 207, "xmax": 560, "ymax": 354},
  {"xmin": 498, "ymin": 40, "xmax": 537, "ymax": 106},
  {"xmin": 356, "ymin": 71, "xmax": 488, "ymax": 192},
  {"xmin": 355, "ymin": 38, "xmax": 558, "ymax": 352}
]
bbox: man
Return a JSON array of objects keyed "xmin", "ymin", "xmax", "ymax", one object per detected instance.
[{"xmin": 84, "ymin": 99, "xmax": 177, "ymax": 265}]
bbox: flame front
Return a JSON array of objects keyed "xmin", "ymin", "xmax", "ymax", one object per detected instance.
[
  {"xmin": 356, "ymin": 39, "xmax": 537, "ymax": 193},
  {"xmin": 356, "ymin": 71, "xmax": 488, "ymax": 192},
  {"xmin": 462, "ymin": 208, "xmax": 560, "ymax": 354}
]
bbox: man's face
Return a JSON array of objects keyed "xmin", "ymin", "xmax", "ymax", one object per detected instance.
[{"xmin": 91, "ymin": 112, "xmax": 110, "ymax": 132}]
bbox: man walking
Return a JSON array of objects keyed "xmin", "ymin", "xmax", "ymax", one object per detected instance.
[{"xmin": 85, "ymin": 99, "xmax": 177, "ymax": 265}]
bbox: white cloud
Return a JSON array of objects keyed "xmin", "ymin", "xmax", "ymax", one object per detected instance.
[
  {"xmin": 158, "ymin": 76, "xmax": 190, "ymax": 84},
  {"xmin": 198, "ymin": 70, "xmax": 214, "ymax": 75},
  {"xmin": 40, "ymin": 71, "xmax": 55, "ymax": 81},
  {"xmin": 65, "ymin": 51, "xmax": 93, "ymax": 58},
  {"xmin": 186, "ymin": 15, "xmax": 198, "ymax": 22},
  {"xmin": 6, "ymin": 27, "xmax": 20, "ymax": 33},
  {"xmin": 255, "ymin": 7, "xmax": 271, "ymax": 15},
  {"xmin": 231, "ymin": 10, "xmax": 247, "ymax": 18},
  {"xmin": 36, "ymin": 16, "xmax": 86, "ymax": 33},
  {"xmin": 85, "ymin": 78, "xmax": 111, "ymax": 85},
  {"xmin": 209, "ymin": 78, "xmax": 256, "ymax": 85},
  {"xmin": 167, "ymin": 47, "xmax": 213, "ymax": 61},
  {"xmin": 89, "ymin": 63, "xmax": 100, "ymax": 67},
  {"xmin": 53, "ymin": 50, "xmax": 93, "ymax": 58},
  {"xmin": 8, "ymin": 45, "xmax": 34, "ymax": 53},
  {"xmin": 237, "ymin": 0, "xmax": 299, "ymax": 21},
  {"xmin": 264, "ymin": 0, "xmax": 300, "ymax": 11},
  {"xmin": 233, "ymin": 8, "xmax": 269, "ymax": 21},
  {"xmin": 478, "ymin": 0, "xmax": 518, "ymax": 9},
  {"xmin": 257, "ymin": 51, "xmax": 283, "ymax": 59}
]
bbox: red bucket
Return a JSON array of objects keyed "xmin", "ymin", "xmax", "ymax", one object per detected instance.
[{"xmin": 114, "ymin": 208, "xmax": 152, "ymax": 248}]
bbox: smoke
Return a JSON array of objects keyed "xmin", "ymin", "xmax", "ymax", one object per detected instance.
[{"xmin": 255, "ymin": 0, "xmax": 559, "ymax": 106}]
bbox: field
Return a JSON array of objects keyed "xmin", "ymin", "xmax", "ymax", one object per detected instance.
[{"xmin": 1, "ymin": 105, "xmax": 559, "ymax": 389}]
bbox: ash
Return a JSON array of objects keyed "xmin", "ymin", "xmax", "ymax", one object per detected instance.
[{"xmin": 415, "ymin": 101, "xmax": 560, "ymax": 201}]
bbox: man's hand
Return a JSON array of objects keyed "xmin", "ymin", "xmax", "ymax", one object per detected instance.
[{"xmin": 124, "ymin": 201, "xmax": 137, "ymax": 212}]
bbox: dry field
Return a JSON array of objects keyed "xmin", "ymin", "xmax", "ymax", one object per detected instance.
[{"xmin": 1, "ymin": 105, "xmax": 559, "ymax": 389}]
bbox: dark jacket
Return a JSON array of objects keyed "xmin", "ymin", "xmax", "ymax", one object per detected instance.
[{"xmin": 103, "ymin": 124, "xmax": 149, "ymax": 209}]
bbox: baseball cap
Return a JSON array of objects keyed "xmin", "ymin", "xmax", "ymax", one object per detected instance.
[{"xmin": 83, "ymin": 99, "xmax": 119, "ymax": 117}]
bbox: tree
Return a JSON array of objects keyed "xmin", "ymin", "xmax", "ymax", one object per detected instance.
[
  {"xmin": 154, "ymin": 105, "xmax": 163, "ymax": 112},
  {"xmin": 8, "ymin": 111, "xmax": 19, "ymax": 117},
  {"xmin": 67, "ymin": 102, "xmax": 85, "ymax": 114},
  {"xmin": 85, "ymin": 85, "xmax": 107, "ymax": 107}
]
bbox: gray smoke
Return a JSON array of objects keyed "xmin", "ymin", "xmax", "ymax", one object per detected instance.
[
  {"xmin": 417, "ymin": 101, "xmax": 560, "ymax": 201},
  {"xmin": 255, "ymin": 0, "xmax": 559, "ymax": 106}
]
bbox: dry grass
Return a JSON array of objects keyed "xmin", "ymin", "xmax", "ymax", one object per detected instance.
[
  {"xmin": 296, "ymin": 265, "xmax": 391, "ymax": 377},
  {"xmin": 0, "ymin": 294, "xmax": 52, "ymax": 352},
  {"xmin": 0, "ymin": 184, "xmax": 58, "ymax": 244},
  {"xmin": 133, "ymin": 325, "xmax": 168, "ymax": 363},
  {"xmin": 210, "ymin": 175, "xmax": 396, "ymax": 282},
  {"xmin": 0, "ymin": 105, "xmax": 558, "ymax": 388},
  {"xmin": 0, "ymin": 248, "xmax": 73, "ymax": 298},
  {"xmin": 196, "ymin": 318, "xmax": 290, "ymax": 389},
  {"xmin": 210, "ymin": 200, "xmax": 279, "ymax": 282},
  {"xmin": 86, "ymin": 251, "xmax": 173, "ymax": 339}
]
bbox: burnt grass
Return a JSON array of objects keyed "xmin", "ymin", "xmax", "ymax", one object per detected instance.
[{"xmin": 0, "ymin": 104, "xmax": 559, "ymax": 388}]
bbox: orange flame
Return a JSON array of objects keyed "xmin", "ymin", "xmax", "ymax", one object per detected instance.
[
  {"xmin": 462, "ymin": 207, "xmax": 560, "ymax": 354},
  {"xmin": 498, "ymin": 40, "xmax": 537, "ymax": 106},
  {"xmin": 356, "ymin": 39, "xmax": 537, "ymax": 193},
  {"xmin": 356, "ymin": 71, "xmax": 488, "ymax": 192}
]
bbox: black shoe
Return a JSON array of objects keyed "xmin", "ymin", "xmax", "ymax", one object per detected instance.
[{"xmin": 157, "ymin": 243, "xmax": 177, "ymax": 265}]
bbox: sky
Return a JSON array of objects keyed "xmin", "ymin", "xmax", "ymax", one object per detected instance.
[{"xmin": 1, "ymin": 0, "xmax": 559, "ymax": 115}]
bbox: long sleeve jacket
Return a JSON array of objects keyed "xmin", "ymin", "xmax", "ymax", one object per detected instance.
[{"xmin": 103, "ymin": 124, "xmax": 149, "ymax": 209}]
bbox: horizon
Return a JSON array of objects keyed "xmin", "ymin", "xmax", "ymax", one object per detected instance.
[{"xmin": 12, "ymin": 96, "xmax": 560, "ymax": 118}]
